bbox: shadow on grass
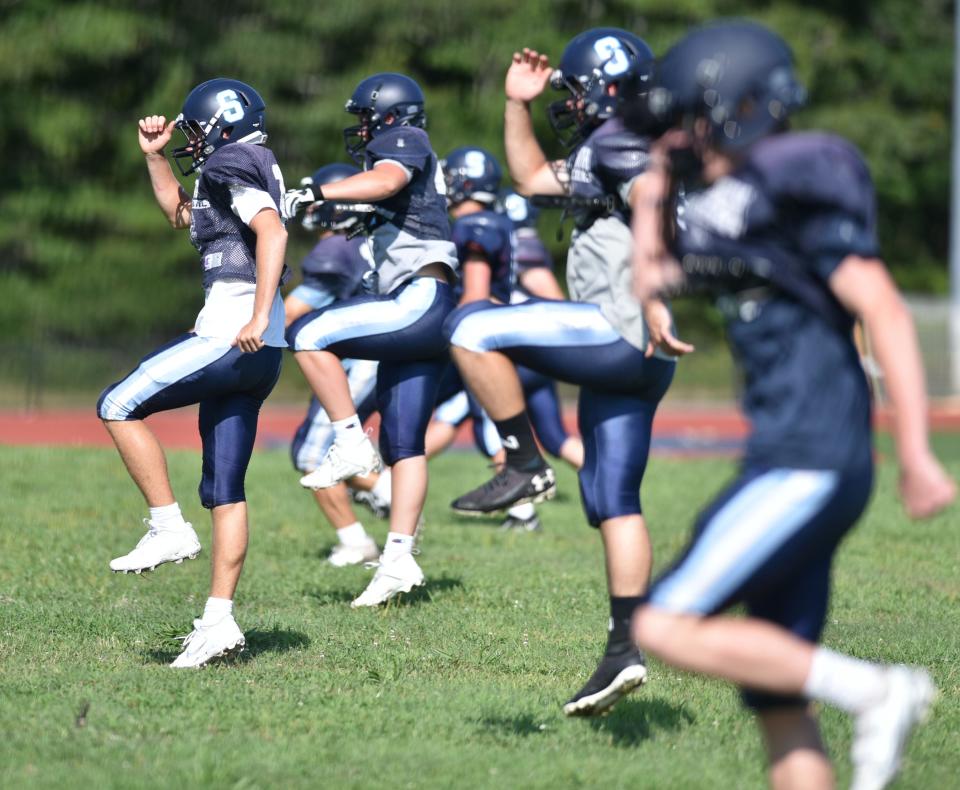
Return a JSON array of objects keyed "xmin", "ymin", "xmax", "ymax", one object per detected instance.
[
  {"xmin": 448, "ymin": 513, "xmax": 506, "ymax": 529},
  {"xmin": 587, "ymin": 696, "xmax": 696, "ymax": 747},
  {"xmin": 143, "ymin": 625, "xmax": 310, "ymax": 665},
  {"xmin": 477, "ymin": 696, "xmax": 694, "ymax": 746},
  {"xmin": 303, "ymin": 575, "xmax": 464, "ymax": 608},
  {"xmin": 478, "ymin": 712, "xmax": 549, "ymax": 738}
]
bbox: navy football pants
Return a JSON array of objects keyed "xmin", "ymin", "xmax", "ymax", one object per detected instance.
[
  {"xmin": 648, "ymin": 462, "xmax": 874, "ymax": 709},
  {"xmin": 445, "ymin": 298, "xmax": 674, "ymax": 525},
  {"xmin": 97, "ymin": 333, "xmax": 282, "ymax": 508},
  {"xmin": 287, "ymin": 277, "xmax": 456, "ymax": 466}
]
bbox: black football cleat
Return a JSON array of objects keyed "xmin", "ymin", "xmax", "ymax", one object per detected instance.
[
  {"xmin": 563, "ymin": 649, "xmax": 648, "ymax": 717},
  {"xmin": 450, "ymin": 463, "xmax": 556, "ymax": 516}
]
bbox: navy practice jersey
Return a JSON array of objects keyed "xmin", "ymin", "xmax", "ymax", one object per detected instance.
[
  {"xmin": 191, "ymin": 143, "xmax": 290, "ymax": 290},
  {"xmin": 363, "ymin": 126, "xmax": 457, "ymax": 293},
  {"xmin": 673, "ymin": 131, "xmax": 878, "ymax": 470},
  {"xmin": 451, "ymin": 210, "xmax": 515, "ymax": 303},
  {"xmin": 566, "ymin": 117, "xmax": 650, "ymax": 229},
  {"xmin": 365, "ymin": 126, "xmax": 451, "ymax": 242},
  {"xmin": 300, "ymin": 234, "xmax": 371, "ymax": 299}
]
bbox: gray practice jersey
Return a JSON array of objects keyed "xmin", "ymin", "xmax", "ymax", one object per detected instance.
[
  {"xmin": 565, "ymin": 118, "xmax": 673, "ymax": 359},
  {"xmin": 363, "ymin": 126, "xmax": 458, "ymax": 294}
]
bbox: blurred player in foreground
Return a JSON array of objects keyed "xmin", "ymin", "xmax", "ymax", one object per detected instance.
[
  {"xmin": 99, "ymin": 79, "xmax": 288, "ymax": 667},
  {"xmin": 285, "ymin": 163, "xmax": 389, "ymax": 567},
  {"xmin": 626, "ymin": 21, "xmax": 956, "ymax": 790},
  {"xmin": 445, "ymin": 29, "xmax": 685, "ymax": 717},
  {"xmin": 283, "ymin": 73, "xmax": 458, "ymax": 607}
]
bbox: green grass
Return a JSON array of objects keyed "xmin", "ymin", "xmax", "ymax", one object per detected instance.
[{"xmin": 1, "ymin": 440, "xmax": 958, "ymax": 789}]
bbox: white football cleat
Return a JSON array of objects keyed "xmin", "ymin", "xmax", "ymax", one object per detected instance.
[
  {"xmin": 351, "ymin": 553, "xmax": 425, "ymax": 608},
  {"xmin": 170, "ymin": 615, "xmax": 245, "ymax": 669},
  {"xmin": 328, "ymin": 536, "xmax": 380, "ymax": 567},
  {"xmin": 850, "ymin": 666, "xmax": 936, "ymax": 790},
  {"xmin": 109, "ymin": 520, "xmax": 201, "ymax": 573},
  {"xmin": 299, "ymin": 436, "xmax": 382, "ymax": 490}
]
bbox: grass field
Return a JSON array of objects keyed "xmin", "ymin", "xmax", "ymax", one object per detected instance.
[{"xmin": 1, "ymin": 439, "xmax": 958, "ymax": 789}]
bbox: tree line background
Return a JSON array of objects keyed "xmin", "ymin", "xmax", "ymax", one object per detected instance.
[{"xmin": 0, "ymin": 0, "xmax": 953, "ymax": 395}]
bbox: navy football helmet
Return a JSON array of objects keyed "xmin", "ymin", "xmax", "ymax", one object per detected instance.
[
  {"xmin": 301, "ymin": 163, "xmax": 362, "ymax": 232},
  {"xmin": 497, "ymin": 188, "xmax": 539, "ymax": 229},
  {"xmin": 441, "ymin": 147, "xmax": 502, "ymax": 206},
  {"xmin": 547, "ymin": 28, "xmax": 654, "ymax": 148},
  {"xmin": 171, "ymin": 78, "xmax": 267, "ymax": 175},
  {"xmin": 343, "ymin": 72, "xmax": 426, "ymax": 164},
  {"xmin": 642, "ymin": 21, "xmax": 806, "ymax": 150}
]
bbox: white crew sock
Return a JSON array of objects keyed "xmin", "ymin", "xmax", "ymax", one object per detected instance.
[
  {"xmin": 372, "ymin": 468, "xmax": 392, "ymax": 505},
  {"xmin": 148, "ymin": 502, "xmax": 188, "ymax": 530},
  {"xmin": 381, "ymin": 531, "xmax": 414, "ymax": 561},
  {"xmin": 332, "ymin": 414, "xmax": 365, "ymax": 446},
  {"xmin": 507, "ymin": 502, "xmax": 536, "ymax": 520},
  {"xmin": 802, "ymin": 647, "xmax": 889, "ymax": 714},
  {"xmin": 336, "ymin": 521, "xmax": 369, "ymax": 546},
  {"xmin": 201, "ymin": 596, "xmax": 233, "ymax": 624}
]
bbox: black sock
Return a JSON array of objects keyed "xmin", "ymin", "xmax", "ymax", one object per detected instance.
[
  {"xmin": 493, "ymin": 412, "xmax": 542, "ymax": 470},
  {"xmin": 606, "ymin": 596, "xmax": 643, "ymax": 655}
]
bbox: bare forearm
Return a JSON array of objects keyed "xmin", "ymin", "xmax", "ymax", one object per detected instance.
[
  {"xmin": 519, "ymin": 269, "xmax": 565, "ymax": 300},
  {"xmin": 144, "ymin": 152, "xmax": 190, "ymax": 228},
  {"xmin": 504, "ymin": 99, "xmax": 553, "ymax": 194},
  {"xmin": 862, "ymin": 296, "xmax": 930, "ymax": 465},
  {"xmin": 321, "ymin": 168, "xmax": 405, "ymax": 202},
  {"xmin": 630, "ymin": 169, "xmax": 677, "ymax": 299},
  {"xmin": 252, "ymin": 226, "xmax": 288, "ymax": 319}
]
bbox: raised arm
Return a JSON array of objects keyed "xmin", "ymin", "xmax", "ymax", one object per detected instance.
[
  {"xmin": 504, "ymin": 49, "xmax": 568, "ymax": 196},
  {"xmin": 829, "ymin": 255, "xmax": 956, "ymax": 518},
  {"xmin": 138, "ymin": 115, "xmax": 191, "ymax": 229}
]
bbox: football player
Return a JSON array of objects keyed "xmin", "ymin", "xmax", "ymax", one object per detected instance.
[
  {"xmin": 430, "ymin": 147, "xmax": 584, "ymax": 532},
  {"xmin": 99, "ymin": 79, "xmax": 288, "ymax": 667},
  {"xmin": 625, "ymin": 21, "xmax": 956, "ymax": 790},
  {"xmin": 285, "ymin": 163, "xmax": 390, "ymax": 567},
  {"xmin": 444, "ymin": 29, "xmax": 688, "ymax": 716},
  {"xmin": 283, "ymin": 73, "xmax": 458, "ymax": 607},
  {"xmin": 498, "ymin": 189, "xmax": 566, "ymax": 303}
]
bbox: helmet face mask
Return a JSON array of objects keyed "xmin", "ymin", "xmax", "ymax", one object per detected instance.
[
  {"xmin": 546, "ymin": 76, "xmax": 589, "ymax": 149},
  {"xmin": 343, "ymin": 73, "xmax": 426, "ymax": 164},
  {"xmin": 170, "ymin": 79, "xmax": 267, "ymax": 176},
  {"xmin": 343, "ymin": 110, "xmax": 376, "ymax": 165}
]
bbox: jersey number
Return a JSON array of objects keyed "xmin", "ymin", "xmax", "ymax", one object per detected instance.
[
  {"xmin": 594, "ymin": 36, "xmax": 629, "ymax": 77},
  {"xmin": 216, "ymin": 89, "xmax": 245, "ymax": 123}
]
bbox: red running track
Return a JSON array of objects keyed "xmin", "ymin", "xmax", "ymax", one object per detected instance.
[{"xmin": 2, "ymin": 404, "xmax": 958, "ymax": 457}]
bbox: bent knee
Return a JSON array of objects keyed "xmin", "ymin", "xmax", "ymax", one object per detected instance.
[
  {"xmin": 445, "ymin": 305, "xmax": 499, "ymax": 352},
  {"xmin": 97, "ymin": 388, "xmax": 134, "ymax": 421}
]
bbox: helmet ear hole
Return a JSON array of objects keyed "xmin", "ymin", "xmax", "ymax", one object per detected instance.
[{"xmin": 220, "ymin": 125, "xmax": 234, "ymax": 140}]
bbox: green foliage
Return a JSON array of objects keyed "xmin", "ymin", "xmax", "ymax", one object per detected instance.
[{"xmin": 0, "ymin": 0, "xmax": 953, "ymax": 345}]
